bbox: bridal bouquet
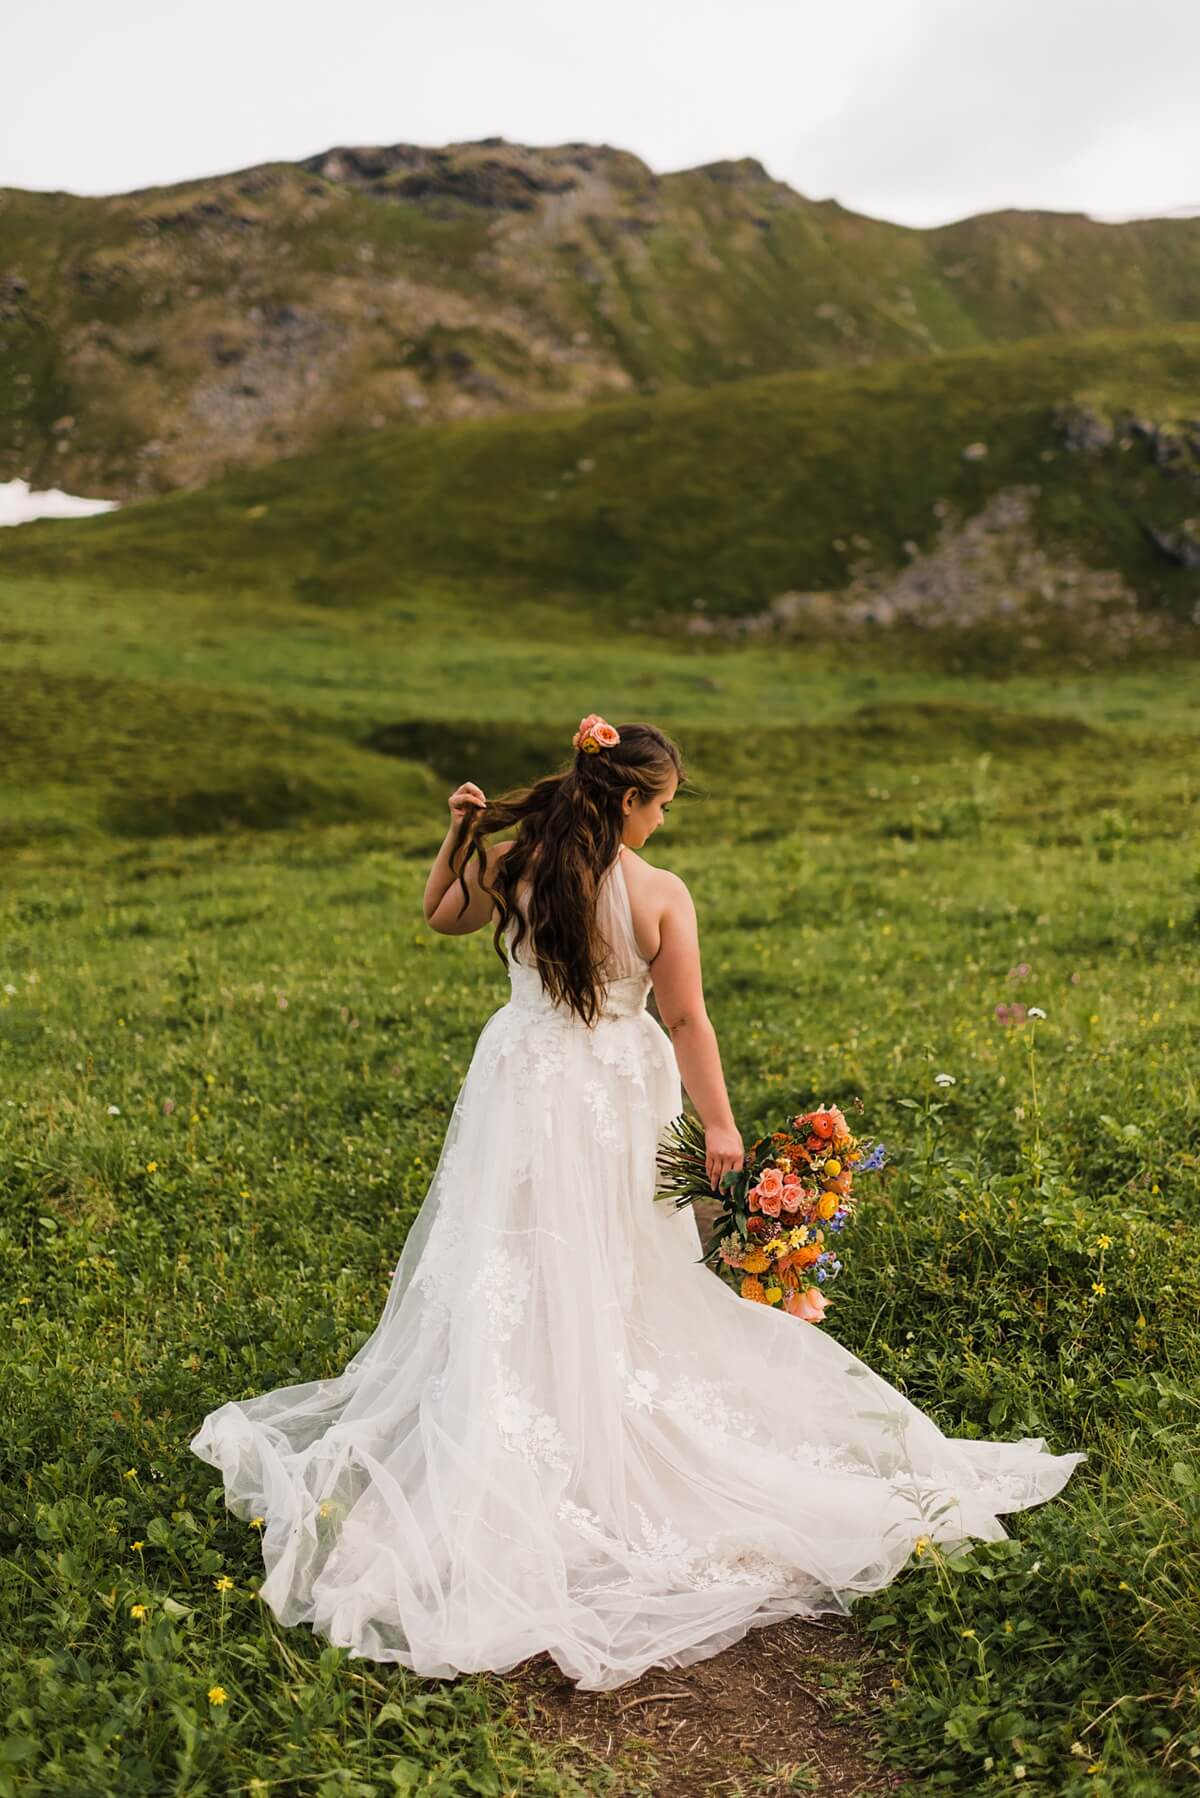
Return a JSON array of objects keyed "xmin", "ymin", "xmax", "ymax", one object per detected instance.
[{"xmin": 655, "ymin": 1102, "xmax": 886, "ymax": 1324}]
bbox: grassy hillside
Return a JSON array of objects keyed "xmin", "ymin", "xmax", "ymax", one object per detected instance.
[
  {"xmin": 1, "ymin": 584, "xmax": 1198, "ymax": 1789},
  {"xmin": 4, "ymin": 136, "xmax": 1200, "ymax": 498},
  {"xmin": 6, "ymin": 325, "xmax": 1200, "ymax": 656}
]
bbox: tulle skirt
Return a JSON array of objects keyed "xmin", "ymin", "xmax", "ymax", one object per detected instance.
[{"xmin": 190, "ymin": 994, "xmax": 1087, "ymax": 1690}]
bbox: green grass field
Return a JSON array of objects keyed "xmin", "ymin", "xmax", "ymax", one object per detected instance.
[{"xmin": 1, "ymin": 537, "xmax": 1199, "ymax": 1795}]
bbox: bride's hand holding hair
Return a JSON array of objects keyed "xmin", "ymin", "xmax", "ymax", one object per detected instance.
[
  {"xmin": 423, "ymin": 783, "xmax": 491, "ymax": 932},
  {"xmin": 448, "ymin": 781, "xmax": 487, "ymax": 822}
]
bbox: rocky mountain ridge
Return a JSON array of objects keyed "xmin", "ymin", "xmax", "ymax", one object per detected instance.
[{"xmin": 4, "ymin": 135, "xmax": 1200, "ymax": 500}]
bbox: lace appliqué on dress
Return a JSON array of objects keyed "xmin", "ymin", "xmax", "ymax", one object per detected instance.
[
  {"xmin": 491, "ymin": 1360, "xmax": 571, "ymax": 1472},
  {"xmin": 583, "ymin": 1078, "xmax": 622, "ymax": 1149},
  {"xmin": 468, "ymin": 1249, "xmax": 531, "ymax": 1343},
  {"xmin": 555, "ymin": 1498, "xmax": 792, "ymax": 1594},
  {"xmin": 625, "ymin": 1368, "xmax": 661, "ymax": 1413},
  {"xmin": 590, "ymin": 1021, "xmax": 652, "ymax": 1100},
  {"xmin": 666, "ymin": 1374, "xmax": 759, "ymax": 1444}
]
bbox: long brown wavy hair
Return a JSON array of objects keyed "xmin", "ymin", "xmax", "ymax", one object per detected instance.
[{"xmin": 445, "ymin": 722, "xmax": 689, "ymax": 1026}]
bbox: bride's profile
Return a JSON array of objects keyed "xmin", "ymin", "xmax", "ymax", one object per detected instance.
[{"xmin": 190, "ymin": 714, "xmax": 1086, "ymax": 1691}]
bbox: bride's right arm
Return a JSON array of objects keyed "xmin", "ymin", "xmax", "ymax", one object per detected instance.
[{"xmin": 649, "ymin": 873, "xmax": 744, "ymax": 1190}]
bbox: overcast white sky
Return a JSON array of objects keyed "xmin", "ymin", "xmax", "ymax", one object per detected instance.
[{"xmin": 2, "ymin": 0, "xmax": 1198, "ymax": 228}]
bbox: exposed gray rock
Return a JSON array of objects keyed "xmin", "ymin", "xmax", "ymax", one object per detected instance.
[
  {"xmin": 1052, "ymin": 402, "xmax": 1114, "ymax": 453},
  {"xmin": 690, "ymin": 485, "xmax": 1176, "ymax": 647},
  {"xmin": 1142, "ymin": 520, "xmax": 1200, "ymax": 568}
]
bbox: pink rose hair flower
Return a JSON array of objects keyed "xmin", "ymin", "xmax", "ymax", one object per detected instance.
[{"xmin": 572, "ymin": 713, "xmax": 621, "ymax": 754}]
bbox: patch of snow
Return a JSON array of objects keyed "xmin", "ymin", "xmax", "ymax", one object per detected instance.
[{"xmin": 0, "ymin": 478, "xmax": 121, "ymax": 527}]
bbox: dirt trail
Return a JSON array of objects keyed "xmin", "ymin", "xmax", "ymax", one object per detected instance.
[{"xmin": 496, "ymin": 1612, "xmax": 903, "ymax": 1796}]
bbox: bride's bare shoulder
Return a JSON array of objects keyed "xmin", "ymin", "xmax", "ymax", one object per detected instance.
[
  {"xmin": 623, "ymin": 845, "xmax": 686, "ymax": 886},
  {"xmin": 621, "ymin": 848, "xmax": 694, "ymax": 922}
]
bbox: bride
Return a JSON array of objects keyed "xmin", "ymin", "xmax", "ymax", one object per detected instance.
[{"xmin": 191, "ymin": 714, "xmax": 1086, "ymax": 1691}]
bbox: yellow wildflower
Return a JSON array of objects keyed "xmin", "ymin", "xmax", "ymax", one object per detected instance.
[
  {"xmin": 249, "ymin": 1516, "xmax": 265, "ymax": 1530},
  {"xmin": 318, "ymin": 1502, "xmax": 332, "ymax": 1518},
  {"xmin": 1091, "ymin": 1281, "xmax": 1106, "ymax": 1296},
  {"xmin": 1096, "ymin": 1234, "xmax": 1111, "ymax": 1249},
  {"xmin": 130, "ymin": 1540, "xmax": 144, "ymax": 1552},
  {"xmin": 207, "ymin": 1685, "xmax": 228, "ymax": 1705},
  {"xmin": 146, "ymin": 1161, "xmax": 158, "ymax": 1174},
  {"xmin": 960, "ymin": 1627, "xmax": 975, "ymax": 1639},
  {"xmin": 913, "ymin": 1536, "xmax": 931, "ymax": 1557},
  {"xmin": 129, "ymin": 1603, "xmax": 147, "ymax": 1619},
  {"xmin": 213, "ymin": 1575, "xmax": 234, "ymax": 1592}
]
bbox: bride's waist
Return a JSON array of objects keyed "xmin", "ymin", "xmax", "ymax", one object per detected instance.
[{"xmin": 505, "ymin": 970, "xmax": 651, "ymax": 1024}]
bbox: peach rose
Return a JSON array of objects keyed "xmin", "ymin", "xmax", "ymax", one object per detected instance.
[
  {"xmin": 780, "ymin": 1178, "xmax": 805, "ymax": 1213},
  {"xmin": 593, "ymin": 721, "xmax": 620, "ymax": 747},
  {"xmin": 785, "ymin": 1286, "xmax": 829, "ymax": 1323},
  {"xmin": 757, "ymin": 1188, "xmax": 782, "ymax": 1217},
  {"xmin": 757, "ymin": 1167, "xmax": 785, "ymax": 1200}
]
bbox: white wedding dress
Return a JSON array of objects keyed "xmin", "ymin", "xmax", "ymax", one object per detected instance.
[{"xmin": 190, "ymin": 845, "xmax": 1086, "ymax": 1690}]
